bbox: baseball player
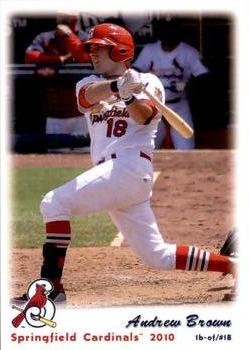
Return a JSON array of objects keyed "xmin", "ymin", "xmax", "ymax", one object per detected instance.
[
  {"xmin": 134, "ymin": 18, "xmax": 209, "ymax": 149},
  {"xmin": 25, "ymin": 13, "xmax": 89, "ymax": 64},
  {"xmin": 25, "ymin": 14, "xmax": 90, "ymax": 147},
  {"xmin": 12, "ymin": 23, "xmax": 236, "ymax": 304}
]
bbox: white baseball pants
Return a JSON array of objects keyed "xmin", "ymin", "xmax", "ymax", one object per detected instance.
[{"xmin": 40, "ymin": 151, "xmax": 176, "ymax": 270}]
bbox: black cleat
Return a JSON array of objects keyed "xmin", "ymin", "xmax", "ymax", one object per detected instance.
[
  {"xmin": 220, "ymin": 228, "xmax": 238, "ymax": 257},
  {"xmin": 10, "ymin": 289, "xmax": 66, "ymax": 305}
]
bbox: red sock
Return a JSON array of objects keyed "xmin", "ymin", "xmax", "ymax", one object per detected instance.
[
  {"xmin": 46, "ymin": 221, "xmax": 71, "ymax": 248},
  {"xmin": 175, "ymin": 245, "xmax": 232, "ymax": 274}
]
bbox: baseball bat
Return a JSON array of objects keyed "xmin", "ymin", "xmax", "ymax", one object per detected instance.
[
  {"xmin": 142, "ymin": 86, "xmax": 194, "ymax": 139},
  {"xmin": 12, "ymin": 304, "xmax": 57, "ymax": 328}
]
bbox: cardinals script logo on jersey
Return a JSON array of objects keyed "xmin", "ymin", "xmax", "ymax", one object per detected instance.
[
  {"xmin": 11, "ymin": 279, "xmax": 57, "ymax": 328},
  {"xmin": 90, "ymin": 106, "xmax": 129, "ymax": 125}
]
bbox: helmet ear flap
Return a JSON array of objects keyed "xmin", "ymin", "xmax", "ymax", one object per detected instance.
[{"xmin": 109, "ymin": 46, "xmax": 132, "ymax": 62}]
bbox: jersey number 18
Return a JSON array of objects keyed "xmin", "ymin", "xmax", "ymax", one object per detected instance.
[{"xmin": 106, "ymin": 119, "xmax": 128, "ymax": 137}]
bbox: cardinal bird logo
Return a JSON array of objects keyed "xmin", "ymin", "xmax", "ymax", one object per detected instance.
[{"xmin": 11, "ymin": 278, "xmax": 57, "ymax": 328}]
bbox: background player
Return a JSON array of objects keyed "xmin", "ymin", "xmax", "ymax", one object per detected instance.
[
  {"xmin": 12, "ymin": 23, "xmax": 235, "ymax": 304},
  {"xmin": 25, "ymin": 12, "xmax": 89, "ymax": 65},
  {"xmin": 134, "ymin": 17, "xmax": 209, "ymax": 149},
  {"xmin": 24, "ymin": 13, "xmax": 90, "ymax": 145}
]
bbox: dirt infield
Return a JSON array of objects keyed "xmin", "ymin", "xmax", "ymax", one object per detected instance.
[{"xmin": 10, "ymin": 150, "xmax": 236, "ymax": 306}]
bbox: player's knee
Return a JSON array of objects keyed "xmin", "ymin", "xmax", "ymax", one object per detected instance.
[
  {"xmin": 40, "ymin": 191, "xmax": 55, "ymax": 218},
  {"xmin": 40, "ymin": 190, "xmax": 70, "ymax": 221}
]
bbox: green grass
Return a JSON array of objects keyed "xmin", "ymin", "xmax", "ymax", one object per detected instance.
[{"xmin": 11, "ymin": 167, "xmax": 117, "ymax": 248}]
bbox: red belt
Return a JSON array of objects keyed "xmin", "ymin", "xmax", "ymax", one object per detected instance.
[{"xmin": 97, "ymin": 151, "xmax": 151, "ymax": 165}]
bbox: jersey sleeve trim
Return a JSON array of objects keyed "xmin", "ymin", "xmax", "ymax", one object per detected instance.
[
  {"xmin": 78, "ymin": 83, "xmax": 94, "ymax": 109},
  {"xmin": 141, "ymin": 99, "xmax": 158, "ymax": 125},
  {"xmin": 25, "ymin": 51, "xmax": 61, "ymax": 64}
]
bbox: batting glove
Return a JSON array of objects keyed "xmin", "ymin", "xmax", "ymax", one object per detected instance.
[{"xmin": 117, "ymin": 69, "xmax": 143, "ymax": 101}]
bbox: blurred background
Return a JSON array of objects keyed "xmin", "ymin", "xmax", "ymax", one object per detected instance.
[{"xmin": 7, "ymin": 12, "xmax": 235, "ymax": 153}]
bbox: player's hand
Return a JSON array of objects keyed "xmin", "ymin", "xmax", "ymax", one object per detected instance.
[
  {"xmin": 59, "ymin": 53, "xmax": 72, "ymax": 63},
  {"xmin": 117, "ymin": 69, "xmax": 143, "ymax": 100},
  {"xmin": 56, "ymin": 24, "xmax": 72, "ymax": 37}
]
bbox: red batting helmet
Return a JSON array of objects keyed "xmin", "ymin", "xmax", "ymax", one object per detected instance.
[{"xmin": 84, "ymin": 23, "xmax": 135, "ymax": 62}]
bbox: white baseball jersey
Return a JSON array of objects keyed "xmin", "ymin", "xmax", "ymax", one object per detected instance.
[
  {"xmin": 76, "ymin": 72, "xmax": 165, "ymax": 164},
  {"xmin": 134, "ymin": 41, "xmax": 208, "ymax": 102}
]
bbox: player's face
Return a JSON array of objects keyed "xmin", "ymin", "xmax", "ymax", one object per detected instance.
[{"xmin": 89, "ymin": 44, "xmax": 117, "ymax": 75}]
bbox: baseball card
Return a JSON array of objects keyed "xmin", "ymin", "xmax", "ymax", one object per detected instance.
[{"xmin": 1, "ymin": 0, "xmax": 248, "ymax": 349}]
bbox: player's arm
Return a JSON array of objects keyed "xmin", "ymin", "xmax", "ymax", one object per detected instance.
[
  {"xmin": 122, "ymin": 98, "xmax": 156, "ymax": 125},
  {"xmin": 25, "ymin": 32, "xmax": 68, "ymax": 64},
  {"xmin": 25, "ymin": 51, "xmax": 64, "ymax": 64},
  {"xmin": 84, "ymin": 78, "xmax": 154, "ymax": 124},
  {"xmin": 186, "ymin": 45, "xmax": 209, "ymax": 77},
  {"xmin": 77, "ymin": 70, "xmax": 156, "ymax": 124},
  {"xmin": 56, "ymin": 24, "xmax": 90, "ymax": 63},
  {"xmin": 76, "ymin": 76, "xmax": 116, "ymax": 112},
  {"xmin": 84, "ymin": 81, "xmax": 116, "ymax": 104}
]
